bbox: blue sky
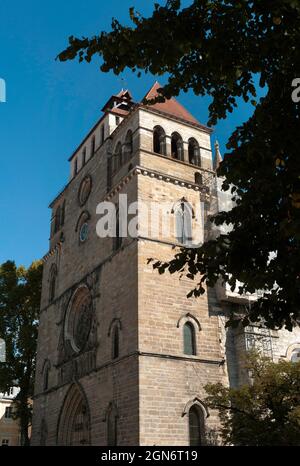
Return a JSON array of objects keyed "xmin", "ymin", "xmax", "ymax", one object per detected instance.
[{"xmin": 0, "ymin": 0, "xmax": 263, "ymax": 267}]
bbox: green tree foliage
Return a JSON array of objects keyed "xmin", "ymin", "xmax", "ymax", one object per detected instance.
[
  {"xmin": 58, "ymin": 0, "xmax": 300, "ymax": 329},
  {"xmin": 0, "ymin": 260, "xmax": 43, "ymax": 446},
  {"xmin": 204, "ymin": 352, "xmax": 300, "ymax": 446}
]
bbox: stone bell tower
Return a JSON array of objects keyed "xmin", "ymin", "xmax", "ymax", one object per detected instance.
[{"xmin": 31, "ymin": 82, "xmax": 234, "ymax": 446}]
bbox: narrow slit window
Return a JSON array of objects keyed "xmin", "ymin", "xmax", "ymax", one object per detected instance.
[
  {"xmin": 189, "ymin": 406, "xmax": 204, "ymax": 446},
  {"xmin": 82, "ymin": 148, "xmax": 86, "ymax": 166},
  {"xmin": 91, "ymin": 136, "xmax": 95, "ymax": 157},
  {"xmin": 112, "ymin": 327, "xmax": 119, "ymax": 359}
]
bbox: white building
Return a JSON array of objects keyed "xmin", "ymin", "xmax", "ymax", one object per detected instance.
[{"xmin": 0, "ymin": 387, "xmax": 21, "ymax": 446}]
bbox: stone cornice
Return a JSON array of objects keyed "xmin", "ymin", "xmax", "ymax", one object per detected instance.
[
  {"xmin": 43, "ymin": 163, "xmax": 214, "ymax": 262},
  {"xmin": 105, "ymin": 164, "xmax": 213, "ymax": 202},
  {"xmin": 42, "ymin": 241, "xmax": 63, "ymax": 263},
  {"xmin": 33, "ymin": 350, "xmax": 223, "ymax": 400},
  {"xmin": 42, "ymin": 163, "xmax": 212, "ymax": 263}
]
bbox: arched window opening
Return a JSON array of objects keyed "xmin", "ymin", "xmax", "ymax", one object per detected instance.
[
  {"xmin": 107, "ymin": 404, "xmax": 118, "ymax": 446},
  {"xmin": 124, "ymin": 130, "xmax": 133, "ymax": 163},
  {"xmin": 49, "ymin": 273, "xmax": 56, "ymax": 302},
  {"xmin": 91, "ymin": 136, "xmax": 96, "ymax": 157},
  {"xmin": 57, "ymin": 384, "xmax": 91, "ymax": 446},
  {"xmin": 113, "ymin": 142, "xmax": 122, "ymax": 172},
  {"xmin": 101, "ymin": 125, "xmax": 105, "ymax": 144},
  {"xmin": 184, "ymin": 322, "xmax": 196, "ymax": 356},
  {"xmin": 60, "ymin": 200, "xmax": 66, "ymax": 226},
  {"xmin": 174, "ymin": 200, "xmax": 193, "ymax": 245},
  {"xmin": 43, "ymin": 361, "xmax": 50, "ymax": 391},
  {"xmin": 82, "ymin": 148, "xmax": 87, "ymax": 166},
  {"xmin": 113, "ymin": 206, "xmax": 122, "ymax": 251},
  {"xmin": 291, "ymin": 348, "xmax": 300, "ymax": 363},
  {"xmin": 195, "ymin": 172, "xmax": 203, "ymax": 186},
  {"xmin": 54, "ymin": 206, "xmax": 61, "ymax": 234},
  {"xmin": 49, "ymin": 265, "xmax": 57, "ymax": 303},
  {"xmin": 153, "ymin": 126, "xmax": 166, "ymax": 155},
  {"xmin": 171, "ymin": 132, "xmax": 183, "ymax": 160},
  {"xmin": 188, "ymin": 138, "xmax": 201, "ymax": 166},
  {"xmin": 112, "ymin": 326, "xmax": 119, "ymax": 360},
  {"xmin": 189, "ymin": 405, "xmax": 204, "ymax": 446},
  {"xmin": 74, "ymin": 158, "xmax": 78, "ymax": 177},
  {"xmin": 44, "ymin": 366, "xmax": 49, "ymax": 391}
]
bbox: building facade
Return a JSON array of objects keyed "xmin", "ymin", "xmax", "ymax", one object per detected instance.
[
  {"xmin": 0, "ymin": 388, "xmax": 21, "ymax": 446},
  {"xmin": 31, "ymin": 83, "xmax": 300, "ymax": 446}
]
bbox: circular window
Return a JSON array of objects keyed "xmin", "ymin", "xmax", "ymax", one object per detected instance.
[
  {"xmin": 79, "ymin": 222, "xmax": 89, "ymax": 243},
  {"xmin": 64, "ymin": 286, "xmax": 93, "ymax": 354},
  {"xmin": 78, "ymin": 176, "xmax": 92, "ymax": 206}
]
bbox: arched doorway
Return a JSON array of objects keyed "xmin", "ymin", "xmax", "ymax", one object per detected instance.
[{"xmin": 57, "ymin": 384, "xmax": 91, "ymax": 445}]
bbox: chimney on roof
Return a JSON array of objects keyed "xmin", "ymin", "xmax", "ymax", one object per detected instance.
[{"xmin": 101, "ymin": 89, "xmax": 134, "ymax": 113}]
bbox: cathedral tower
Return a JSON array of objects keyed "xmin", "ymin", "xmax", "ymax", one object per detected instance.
[{"xmin": 31, "ymin": 83, "xmax": 300, "ymax": 446}]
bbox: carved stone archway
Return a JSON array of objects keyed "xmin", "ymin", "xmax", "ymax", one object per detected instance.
[{"xmin": 57, "ymin": 383, "xmax": 91, "ymax": 446}]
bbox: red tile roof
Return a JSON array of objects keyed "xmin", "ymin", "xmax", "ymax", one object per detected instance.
[{"xmin": 142, "ymin": 81, "xmax": 200, "ymax": 126}]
